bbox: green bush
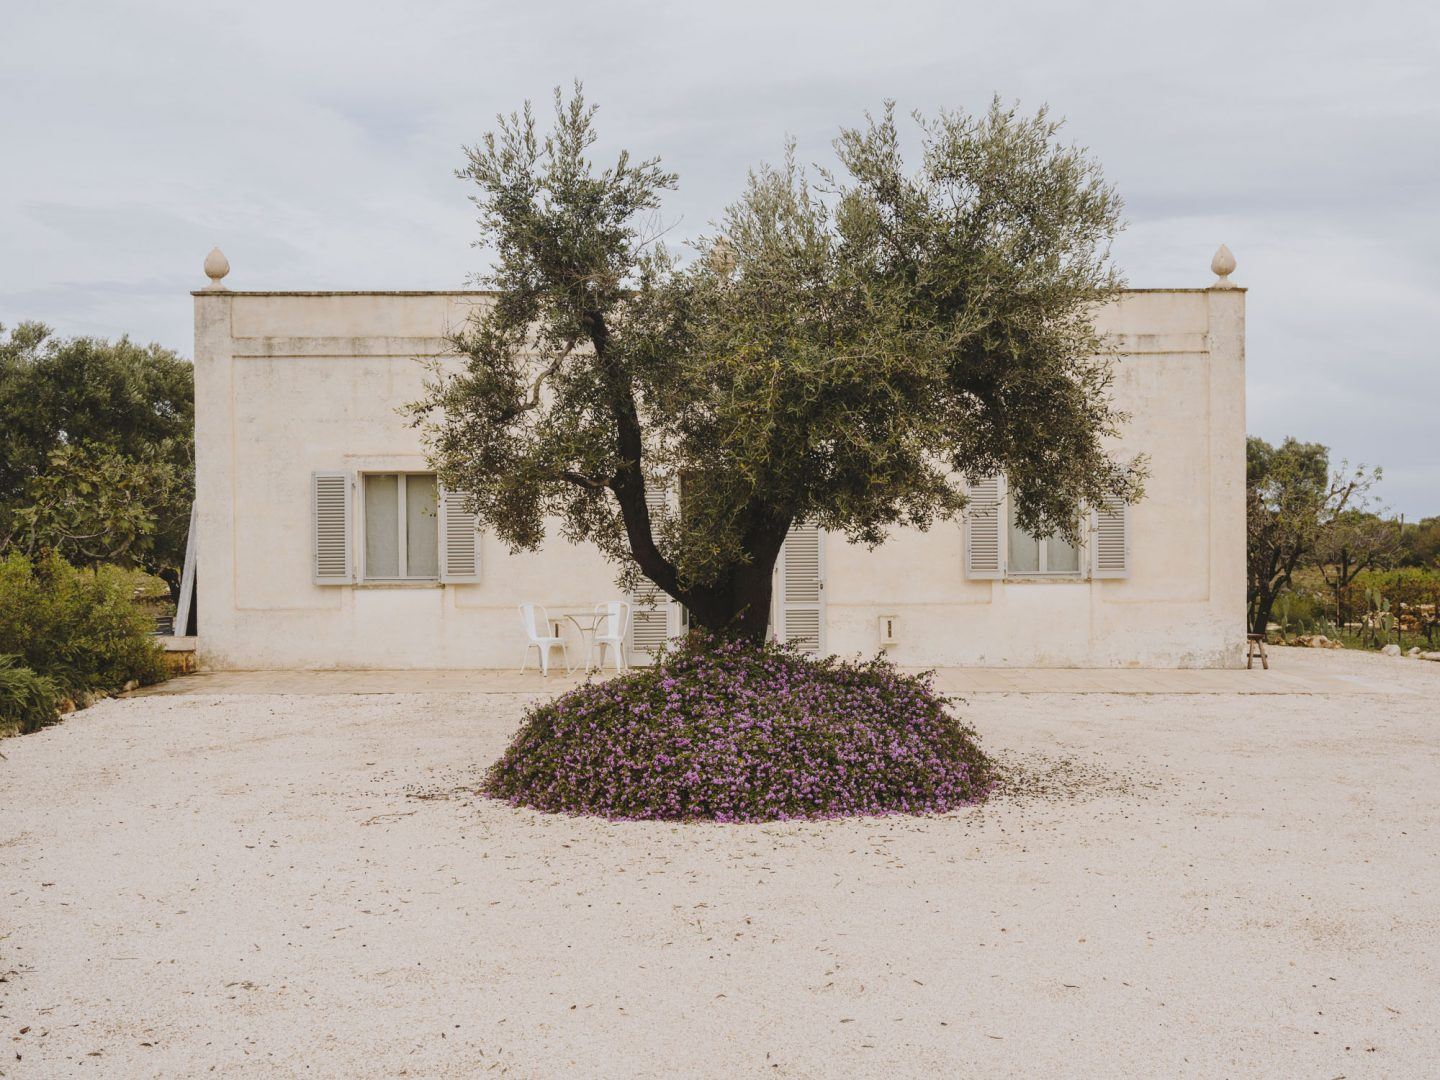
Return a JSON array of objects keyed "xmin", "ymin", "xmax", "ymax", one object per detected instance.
[
  {"xmin": 0, "ymin": 552, "xmax": 167, "ymax": 701},
  {"xmin": 1271, "ymin": 588, "xmax": 1329, "ymax": 635},
  {"xmin": 0, "ymin": 655, "xmax": 62, "ymax": 736},
  {"xmin": 1340, "ymin": 567, "xmax": 1440, "ymax": 648}
]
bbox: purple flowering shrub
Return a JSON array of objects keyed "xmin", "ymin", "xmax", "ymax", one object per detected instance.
[{"xmin": 484, "ymin": 633, "xmax": 993, "ymax": 822}]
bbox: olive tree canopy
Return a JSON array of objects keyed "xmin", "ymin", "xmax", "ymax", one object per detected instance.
[{"xmin": 414, "ymin": 86, "xmax": 1144, "ymax": 639}]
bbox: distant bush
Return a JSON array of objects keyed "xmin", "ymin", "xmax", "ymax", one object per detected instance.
[
  {"xmin": 485, "ymin": 633, "xmax": 994, "ymax": 822},
  {"xmin": 1270, "ymin": 588, "xmax": 1329, "ymax": 636},
  {"xmin": 0, "ymin": 552, "xmax": 166, "ymax": 706},
  {"xmin": 0, "ymin": 655, "xmax": 61, "ymax": 737},
  {"xmin": 1345, "ymin": 566, "xmax": 1440, "ymax": 599},
  {"xmin": 1283, "ymin": 565, "xmax": 1440, "ymax": 650}
]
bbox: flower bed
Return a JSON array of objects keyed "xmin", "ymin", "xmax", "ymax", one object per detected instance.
[{"xmin": 484, "ymin": 634, "xmax": 993, "ymax": 822}]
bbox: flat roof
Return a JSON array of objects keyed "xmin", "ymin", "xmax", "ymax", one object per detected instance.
[{"xmin": 194, "ymin": 286, "xmax": 1242, "ymax": 297}]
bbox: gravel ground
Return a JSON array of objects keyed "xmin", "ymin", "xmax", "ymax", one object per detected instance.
[{"xmin": 2, "ymin": 648, "xmax": 1437, "ymax": 1078}]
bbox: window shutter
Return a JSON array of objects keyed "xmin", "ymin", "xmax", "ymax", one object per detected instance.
[
  {"xmin": 628, "ymin": 483, "xmax": 681, "ymax": 662},
  {"xmin": 312, "ymin": 471, "xmax": 353, "ymax": 585},
  {"xmin": 964, "ymin": 475, "xmax": 1004, "ymax": 580},
  {"xmin": 778, "ymin": 521, "xmax": 825, "ymax": 653},
  {"xmin": 1091, "ymin": 497, "xmax": 1131, "ymax": 579},
  {"xmin": 438, "ymin": 487, "xmax": 481, "ymax": 583}
]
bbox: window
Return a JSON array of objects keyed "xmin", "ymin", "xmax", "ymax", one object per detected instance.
[
  {"xmin": 965, "ymin": 475, "xmax": 1129, "ymax": 582},
  {"xmin": 363, "ymin": 473, "xmax": 439, "ymax": 580},
  {"xmin": 1006, "ymin": 507, "xmax": 1082, "ymax": 577}
]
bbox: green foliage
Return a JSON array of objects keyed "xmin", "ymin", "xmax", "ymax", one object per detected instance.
[
  {"xmin": 1313, "ymin": 509, "xmax": 1399, "ymax": 578},
  {"xmin": 1280, "ymin": 564, "xmax": 1440, "ymax": 649},
  {"xmin": 0, "ymin": 552, "xmax": 167, "ymax": 701},
  {"xmin": 1271, "ymin": 590, "xmax": 1328, "ymax": 636},
  {"xmin": 1397, "ymin": 517, "xmax": 1440, "ymax": 569},
  {"xmin": 0, "ymin": 656, "xmax": 61, "ymax": 737},
  {"xmin": 417, "ymin": 86, "xmax": 1142, "ymax": 636},
  {"xmin": 1351, "ymin": 565, "xmax": 1440, "ymax": 595},
  {"xmin": 1247, "ymin": 436, "xmax": 1381, "ymax": 634},
  {"xmin": 4, "ymin": 443, "xmax": 187, "ymax": 568},
  {"xmin": 0, "ymin": 322, "xmax": 193, "ymax": 583},
  {"xmin": 1350, "ymin": 568, "xmax": 1440, "ymax": 646}
]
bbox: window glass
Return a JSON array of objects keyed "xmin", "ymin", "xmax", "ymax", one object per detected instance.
[
  {"xmin": 1008, "ymin": 501, "xmax": 1082, "ymax": 576},
  {"xmin": 363, "ymin": 473, "xmax": 440, "ymax": 580},
  {"xmin": 1008, "ymin": 515, "xmax": 1041, "ymax": 573},
  {"xmin": 364, "ymin": 474, "xmax": 399, "ymax": 578},
  {"xmin": 405, "ymin": 474, "xmax": 439, "ymax": 579},
  {"xmin": 1046, "ymin": 535, "xmax": 1081, "ymax": 574}
]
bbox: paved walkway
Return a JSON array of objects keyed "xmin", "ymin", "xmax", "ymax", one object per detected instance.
[{"xmin": 135, "ymin": 649, "xmax": 1414, "ymax": 696}]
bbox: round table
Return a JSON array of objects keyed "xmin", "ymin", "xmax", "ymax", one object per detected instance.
[{"xmin": 564, "ymin": 612, "xmax": 604, "ymax": 672}]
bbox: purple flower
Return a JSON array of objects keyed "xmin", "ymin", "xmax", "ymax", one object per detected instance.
[{"xmin": 483, "ymin": 630, "xmax": 993, "ymax": 822}]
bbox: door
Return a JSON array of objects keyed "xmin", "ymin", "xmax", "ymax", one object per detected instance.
[{"xmin": 777, "ymin": 521, "xmax": 825, "ymax": 654}]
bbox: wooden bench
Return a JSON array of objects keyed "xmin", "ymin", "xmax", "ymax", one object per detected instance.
[{"xmin": 1246, "ymin": 633, "xmax": 1268, "ymax": 670}]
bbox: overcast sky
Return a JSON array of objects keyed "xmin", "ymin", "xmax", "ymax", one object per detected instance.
[{"xmin": 3, "ymin": 0, "xmax": 1437, "ymax": 515}]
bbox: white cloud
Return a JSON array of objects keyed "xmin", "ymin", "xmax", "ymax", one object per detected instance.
[{"xmin": 2, "ymin": 0, "xmax": 1436, "ymax": 513}]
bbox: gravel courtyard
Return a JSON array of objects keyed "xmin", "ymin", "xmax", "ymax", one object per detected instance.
[{"xmin": 2, "ymin": 648, "xmax": 1437, "ymax": 1078}]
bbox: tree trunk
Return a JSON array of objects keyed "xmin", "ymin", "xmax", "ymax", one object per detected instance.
[
  {"xmin": 159, "ymin": 566, "xmax": 182, "ymax": 606},
  {"xmin": 1251, "ymin": 590, "xmax": 1278, "ymax": 637},
  {"xmin": 1336, "ymin": 551, "xmax": 1352, "ymax": 626},
  {"xmin": 674, "ymin": 537, "xmax": 786, "ymax": 643},
  {"xmin": 584, "ymin": 311, "xmax": 794, "ymax": 650},
  {"xmin": 727, "ymin": 557, "xmax": 779, "ymax": 642}
]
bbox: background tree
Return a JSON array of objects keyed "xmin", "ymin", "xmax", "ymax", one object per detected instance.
[
  {"xmin": 3, "ymin": 444, "xmax": 185, "ymax": 570},
  {"xmin": 416, "ymin": 88, "xmax": 1144, "ymax": 640},
  {"xmin": 1246, "ymin": 435, "xmax": 1380, "ymax": 634},
  {"xmin": 1312, "ymin": 508, "xmax": 1400, "ymax": 625},
  {"xmin": 0, "ymin": 322, "xmax": 193, "ymax": 595},
  {"xmin": 1396, "ymin": 516, "xmax": 1440, "ymax": 569}
]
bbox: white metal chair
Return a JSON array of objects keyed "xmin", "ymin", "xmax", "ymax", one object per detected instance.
[
  {"xmin": 590, "ymin": 600, "xmax": 631, "ymax": 673},
  {"xmin": 518, "ymin": 603, "xmax": 570, "ymax": 676}
]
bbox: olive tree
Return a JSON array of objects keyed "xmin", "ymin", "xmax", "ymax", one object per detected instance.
[
  {"xmin": 414, "ymin": 87, "xmax": 1144, "ymax": 641},
  {"xmin": 1313, "ymin": 509, "xmax": 1399, "ymax": 625},
  {"xmin": 1246, "ymin": 435, "xmax": 1381, "ymax": 634}
]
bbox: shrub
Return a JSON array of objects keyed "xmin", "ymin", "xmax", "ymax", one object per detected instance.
[
  {"xmin": 0, "ymin": 655, "xmax": 61, "ymax": 736},
  {"xmin": 484, "ymin": 633, "xmax": 993, "ymax": 822},
  {"xmin": 1271, "ymin": 587, "xmax": 1329, "ymax": 636},
  {"xmin": 0, "ymin": 552, "xmax": 167, "ymax": 700}
]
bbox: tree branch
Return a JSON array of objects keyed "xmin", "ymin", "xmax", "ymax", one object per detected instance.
[
  {"xmin": 584, "ymin": 309, "xmax": 685, "ymax": 604},
  {"xmin": 499, "ymin": 337, "xmax": 579, "ymax": 423},
  {"xmin": 560, "ymin": 470, "xmax": 609, "ymax": 491}
]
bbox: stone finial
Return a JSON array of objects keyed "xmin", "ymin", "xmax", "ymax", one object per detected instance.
[
  {"xmin": 203, "ymin": 246, "xmax": 230, "ymax": 290},
  {"xmin": 1209, "ymin": 243, "xmax": 1237, "ymax": 289}
]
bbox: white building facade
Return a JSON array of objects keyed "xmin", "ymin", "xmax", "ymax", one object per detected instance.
[{"xmin": 192, "ymin": 249, "xmax": 1247, "ymax": 670}]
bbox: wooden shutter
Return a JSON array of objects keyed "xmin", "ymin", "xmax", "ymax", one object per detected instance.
[
  {"xmin": 438, "ymin": 487, "xmax": 481, "ymax": 583},
  {"xmin": 628, "ymin": 483, "xmax": 681, "ymax": 662},
  {"xmin": 1091, "ymin": 497, "xmax": 1131, "ymax": 579},
  {"xmin": 778, "ymin": 521, "xmax": 825, "ymax": 654},
  {"xmin": 312, "ymin": 471, "xmax": 353, "ymax": 584},
  {"xmin": 964, "ymin": 475, "xmax": 1004, "ymax": 580}
]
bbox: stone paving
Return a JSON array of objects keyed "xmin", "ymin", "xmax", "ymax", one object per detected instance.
[{"xmin": 133, "ymin": 645, "xmax": 1413, "ymax": 697}]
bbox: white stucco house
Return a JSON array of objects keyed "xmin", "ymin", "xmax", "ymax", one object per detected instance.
[{"xmin": 190, "ymin": 247, "xmax": 1247, "ymax": 671}]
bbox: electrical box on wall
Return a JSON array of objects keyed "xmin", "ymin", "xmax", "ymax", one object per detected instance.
[{"xmin": 878, "ymin": 614, "xmax": 898, "ymax": 647}]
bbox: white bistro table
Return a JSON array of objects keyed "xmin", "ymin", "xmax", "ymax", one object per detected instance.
[{"xmin": 558, "ymin": 610, "xmax": 605, "ymax": 672}]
